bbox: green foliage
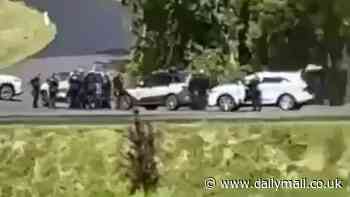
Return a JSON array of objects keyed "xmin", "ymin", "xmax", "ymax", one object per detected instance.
[
  {"xmin": 324, "ymin": 128, "xmax": 346, "ymax": 165},
  {"xmin": 156, "ymin": 122, "xmax": 350, "ymax": 196},
  {"xmin": 122, "ymin": 117, "xmax": 159, "ymax": 195},
  {"xmin": 0, "ymin": 126, "xmax": 130, "ymax": 197},
  {"xmin": 125, "ymin": 61, "xmax": 142, "ymax": 77},
  {"xmin": 1, "ymin": 122, "xmax": 350, "ymax": 196},
  {"xmin": 119, "ymin": 0, "xmax": 305, "ymax": 75},
  {"xmin": 119, "ymin": 0, "xmax": 350, "ymax": 106},
  {"xmin": 189, "ymin": 49, "xmax": 242, "ymax": 85}
]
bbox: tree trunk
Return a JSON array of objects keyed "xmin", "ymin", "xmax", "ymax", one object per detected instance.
[
  {"xmin": 238, "ymin": 0, "xmax": 251, "ymax": 65},
  {"xmin": 326, "ymin": 44, "xmax": 347, "ymax": 106},
  {"xmin": 342, "ymin": 43, "xmax": 350, "ymax": 103},
  {"xmin": 323, "ymin": 2, "xmax": 347, "ymax": 106},
  {"xmin": 165, "ymin": 43, "xmax": 175, "ymax": 67},
  {"xmin": 256, "ymin": 33, "xmax": 269, "ymax": 66}
]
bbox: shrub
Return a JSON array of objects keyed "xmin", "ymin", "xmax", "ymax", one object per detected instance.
[
  {"xmin": 121, "ymin": 110, "xmax": 159, "ymax": 195},
  {"xmin": 189, "ymin": 49, "xmax": 244, "ymax": 86}
]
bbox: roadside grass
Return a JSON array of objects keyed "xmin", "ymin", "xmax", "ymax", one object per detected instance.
[
  {"xmin": 0, "ymin": 0, "xmax": 56, "ymax": 69},
  {"xmin": 0, "ymin": 121, "xmax": 349, "ymax": 196}
]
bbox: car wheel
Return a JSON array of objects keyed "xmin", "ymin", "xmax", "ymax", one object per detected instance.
[
  {"xmin": 278, "ymin": 94, "xmax": 296, "ymax": 111},
  {"xmin": 165, "ymin": 95, "xmax": 179, "ymax": 111},
  {"xmin": 0, "ymin": 85, "xmax": 14, "ymax": 100},
  {"xmin": 144, "ymin": 105, "xmax": 158, "ymax": 110},
  {"xmin": 218, "ymin": 95, "xmax": 236, "ymax": 112},
  {"xmin": 120, "ymin": 95, "xmax": 133, "ymax": 110}
]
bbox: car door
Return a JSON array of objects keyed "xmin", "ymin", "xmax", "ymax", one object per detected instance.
[
  {"xmin": 169, "ymin": 73, "xmax": 189, "ymax": 93},
  {"xmin": 147, "ymin": 74, "xmax": 173, "ymax": 104},
  {"xmin": 259, "ymin": 77, "xmax": 286, "ymax": 104},
  {"xmin": 132, "ymin": 75, "xmax": 156, "ymax": 102},
  {"xmin": 139, "ymin": 74, "xmax": 172, "ymax": 104}
]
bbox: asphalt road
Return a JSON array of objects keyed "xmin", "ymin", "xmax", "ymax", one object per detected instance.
[
  {"xmin": 25, "ymin": 0, "xmax": 133, "ymax": 57},
  {"xmin": 2, "ymin": 55, "xmax": 350, "ymax": 123},
  {"xmin": 1, "ymin": 54, "xmax": 129, "ymax": 82},
  {"xmin": 2, "ymin": 92, "xmax": 350, "ymax": 123},
  {"xmin": 1, "ymin": 103, "xmax": 350, "ymax": 124}
]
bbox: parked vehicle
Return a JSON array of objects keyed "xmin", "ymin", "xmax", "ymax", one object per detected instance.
[
  {"xmin": 40, "ymin": 72, "xmax": 70, "ymax": 106},
  {"xmin": 208, "ymin": 71, "xmax": 314, "ymax": 111},
  {"xmin": 0, "ymin": 74, "xmax": 23, "ymax": 100},
  {"xmin": 119, "ymin": 71, "xmax": 193, "ymax": 111}
]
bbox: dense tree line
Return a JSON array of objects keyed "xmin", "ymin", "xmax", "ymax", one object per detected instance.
[{"xmin": 120, "ymin": 0, "xmax": 350, "ymax": 104}]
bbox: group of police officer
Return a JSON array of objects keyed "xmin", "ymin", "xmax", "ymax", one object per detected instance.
[
  {"xmin": 30, "ymin": 67, "xmax": 125, "ymax": 110},
  {"xmin": 30, "ymin": 68, "xmax": 262, "ymax": 111}
]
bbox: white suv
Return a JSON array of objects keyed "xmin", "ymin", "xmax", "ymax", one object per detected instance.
[
  {"xmin": 40, "ymin": 72, "xmax": 71, "ymax": 105},
  {"xmin": 0, "ymin": 74, "xmax": 23, "ymax": 100},
  {"xmin": 120, "ymin": 71, "xmax": 192, "ymax": 111},
  {"xmin": 208, "ymin": 71, "xmax": 314, "ymax": 111}
]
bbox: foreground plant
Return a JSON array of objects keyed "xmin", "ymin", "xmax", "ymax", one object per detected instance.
[{"xmin": 122, "ymin": 109, "xmax": 159, "ymax": 196}]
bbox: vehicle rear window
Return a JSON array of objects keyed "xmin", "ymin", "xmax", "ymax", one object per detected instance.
[
  {"xmin": 158, "ymin": 75, "xmax": 172, "ymax": 85},
  {"xmin": 145, "ymin": 74, "xmax": 172, "ymax": 86}
]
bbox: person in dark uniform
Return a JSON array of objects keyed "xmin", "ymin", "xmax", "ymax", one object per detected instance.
[
  {"xmin": 113, "ymin": 72, "xmax": 125, "ymax": 110},
  {"xmin": 68, "ymin": 70, "xmax": 82, "ymax": 109},
  {"xmin": 188, "ymin": 69, "xmax": 210, "ymax": 110},
  {"xmin": 77, "ymin": 69, "xmax": 86, "ymax": 109},
  {"xmin": 30, "ymin": 73, "xmax": 41, "ymax": 108},
  {"xmin": 95, "ymin": 72, "xmax": 104, "ymax": 109},
  {"xmin": 102, "ymin": 73, "xmax": 112, "ymax": 109},
  {"xmin": 48, "ymin": 73, "xmax": 59, "ymax": 109},
  {"xmin": 248, "ymin": 75, "xmax": 262, "ymax": 111},
  {"xmin": 84, "ymin": 72, "xmax": 97, "ymax": 109}
]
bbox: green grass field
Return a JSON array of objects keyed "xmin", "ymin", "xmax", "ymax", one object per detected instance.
[
  {"xmin": 0, "ymin": 0, "xmax": 56, "ymax": 69},
  {"xmin": 0, "ymin": 121, "xmax": 349, "ymax": 197}
]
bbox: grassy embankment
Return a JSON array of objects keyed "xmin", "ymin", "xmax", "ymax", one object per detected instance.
[
  {"xmin": 0, "ymin": 0, "xmax": 56, "ymax": 69},
  {"xmin": 0, "ymin": 121, "xmax": 349, "ymax": 197}
]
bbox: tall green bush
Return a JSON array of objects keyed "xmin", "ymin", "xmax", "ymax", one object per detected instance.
[{"xmin": 189, "ymin": 49, "xmax": 244, "ymax": 86}]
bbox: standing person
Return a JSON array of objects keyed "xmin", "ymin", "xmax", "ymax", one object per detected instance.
[
  {"xmin": 113, "ymin": 72, "xmax": 124, "ymax": 110},
  {"xmin": 30, "ymin": 73, "xmax": 41, "ymax": 108},
  {"xmin": 95, "ymin": 72, "xmax": 104, "ymax": 109},
  {"xmin": 102, "ymin": 73, "xmax": 112, "ymax": 109},
  {"xmin": 48, "ymin": 73, "xmax": 59, "ymax": 109},
  {"xmin": 248, "ymin": 75, "xmax": 262, "ymax": 112},
  {"xmin": 77, "ymin": 68, "xmax": 86, "ymax": 109},
  {"xmin": 68, "ymin": 70, "xmax": 81, "ymax": 109},
  {"xmin": 84, "ymin": 72, "xmax": 97, "ymax": 109},
  {"xmin": 188, "ymin": 69, "xmax": 210, "ymax": 110}
]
